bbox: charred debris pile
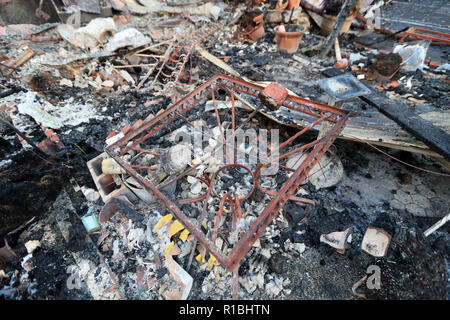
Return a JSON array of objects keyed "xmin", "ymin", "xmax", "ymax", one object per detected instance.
[{"xmin": 0, "ymin": 0, "xmax": 449, "ymax": 300}]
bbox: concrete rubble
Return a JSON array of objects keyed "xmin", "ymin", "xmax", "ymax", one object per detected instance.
[{"xmin": 0, "ymin": 0, "xmax": 449, "ymax": 301}]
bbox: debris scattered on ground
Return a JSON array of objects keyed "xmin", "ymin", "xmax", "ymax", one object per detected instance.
[{"xmin": 1, "ymin": 0, "xmax": 449, "ymax": 301}]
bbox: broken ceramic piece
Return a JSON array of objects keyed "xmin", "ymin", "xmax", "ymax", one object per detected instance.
[
  {"xmin": 320, "ymin": 227, "xmax": 353, "ymax": 253},
  {"xmin": 24, "ymin": 240, "xmax": 40, "ymax": 254},
  {"xmin": 361, "ymin": 226, "xmax": 391, "ymax": 257}
]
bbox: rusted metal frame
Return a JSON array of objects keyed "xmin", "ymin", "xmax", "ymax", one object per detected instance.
[
  {"xmin": 160, "ymin": 70, "xmax": 174, "ymax": 78},
  {"xmin": 136, "ymin": 59, "xmax": 162, "ymax": 90},
  {"xmin": 232, "ymin": 196, "xmax": 243, "ymax": 227},
  {"xmin": 216, "ymin": 74, "xmax": 346, "ymax": 117},
  {"xmin": 279, "ymin": 164, "xmax": 295, "ymax": 172},
  {"xmin": 256, "ymin": 185, "xmax": 316, "ymax": 206},
  {"xmin": 282, "ymin": 98, "xmax": 345, "ymax": 122},
  {"xmin": 256, "ymin": 139, "xmax": 323, "ymax": 206},
  {"xmin": 231, "ymin": 195, "xmax": 244, "ymax": 300},
  {"xmin": 110, "ymin": 74, "xmax": 342, "ymax": 153},
  {"xmin": 167, "ymin": 50, "xmax": 192, "ymax": 85},
  {"xmin": 107, "ymin": 151, "xmax": 231, "ymax": 266},
  {"xmin": 210, "ymin": 164, "xmax": 256, "ymax": 202},
  {"xmin": 106, "ymin": 74, "xmax": 349, "ymax": 270},
  {"xmin": 108, "ymin": 74, "xmax": 223, "ymax": 151},
  {"xmin": 163, "ymin": 63, "xmax": 178, "ymax": 71},
  {"xmin": 216, "ymin": 76, "xmax": 345, "ymax": 121},
  {"xmin": 225, "ymin": 115, "xmax": 349, "ymax": 270},
  {"xmin": 157, "ymin": 106, "xmax": 261, "ymax": 192},
  {"xmin": 134, "ymin": 39, "xmax": 175, "ymax": 54},
  {"xmin": 399, "ymin": 27, "xmax": 450, "ymax": 45},
  {"xmin": 164, "ymin": 100, "xmax": 263, "ymax": 180},
  {"xmin": 264, "ymin": 116, "xmax": 326, "ymax": 161},
  {"xmin": 130, "ymin": 146, "xmax": 160, "ymax": 157},
  {"xmin": 135, "ymin": 54, "xmax": 164, "ymax": 58},
  {"xmin": 149, "ymin": 43, "xmax": 176, "ymax": 88},
  {"xmin": 413, "ymin": 28, "xmax": 450, "ymax": 37},
  {"xmin": 283, "ymin": 95, "xmax": 347, "ymax": 115},
  {"xmin": 266, "ymin": 139, "xmax": 321, "ymax": 165},
  {"xmin": 117, "ymin": 88, "xmax": 210, "ymax": 156},
  {"xmin": 178, "ymin": 175, "xmax": 210, "ymax": 204},
  {"xmin": 162, "ymin": 35, "xmax": 203, "ymax": 92}
]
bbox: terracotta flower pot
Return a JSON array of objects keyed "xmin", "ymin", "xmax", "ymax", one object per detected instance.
[
  {"xmin": 274, "ymin": 24, "xmax": 306, "ymax": 54},
  {"xmin": 246, "ymin": 23, "xmax": 265, "ymax": 41},
  {"xmin": 287, "ymin": 0, "xmax": 300, "ymax": 10},
  {"xmin": 373, "ymin": 65, "xmax": 404, "ymax": 82},
  {"xmin": 240, "ymin": 12, "xmax": 265, "ymax": 41},
  {"xmin": 252, "ymin": 12, "xmax": 264, "ymax": 25},
  {"xmin": 320, "ymin": 14, "xmax": 353, "ymax": 36}
]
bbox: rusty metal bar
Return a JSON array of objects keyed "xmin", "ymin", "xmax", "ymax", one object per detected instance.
[
  {"xmin": 399, "ymin": 27, "xmax": 450, "ymax": 45},
  {"xmin": 226, "ymin": 115, "xmax": 348, "ymax": 270}
]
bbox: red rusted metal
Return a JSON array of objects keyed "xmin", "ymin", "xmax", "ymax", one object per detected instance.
[
  {"xmin": 261, "ymin": 83, "xmax": 289, "ymax": 106},
  {"xmin": 178, "ymin": 175, "xmax": 210, "ymax": 204},
  {"xmin": 399, "ymin": 27, "xmax": 450, "ymax": 45},
  {"xmin": 210, "ymin": 164, "xmax": 256, "ymax": 202},
  {"xmin": 105, "ymin": 74, "xmax": 349, "ymax": 271}
]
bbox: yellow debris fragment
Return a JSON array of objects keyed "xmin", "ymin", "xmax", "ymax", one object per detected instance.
[
  {"xmin": 215, "ymin": 273, "xmax": 220, "ymax": 283},
  {"xmin": 101, "ymin": 158, "xmax": 126, "ymax": 174},
  {"xmin": 192, "ymin": 152, "xmax": 211, "ymax": 165},
  {"xmin": 153, "ymin": 214, "xmax": 173, "ymax": 233},
  {"xmin": 166, "ymin": 241, "xmax": 175, "ymax": 255},
  {"xmin": 169, "ymin": 220, "xmax": 185, "ymax": 238},
  {"xmin": 207, "ymin": 255, "xmax": 219, "ymax": 270},
  {"xmin": 179, "ymin": 229, "xmax": 190, "ymax": 242},
  {"xmin": 195, "ymin": 253, "xmax": 206, "ymax": 264}
]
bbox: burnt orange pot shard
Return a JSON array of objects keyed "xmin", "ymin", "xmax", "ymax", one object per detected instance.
[
  {"xmin": 274, "ymin": 24, "xmax": 306, "ymax": 54},
  {"xmin": 247, "ymin": 23, "xmax": 265, "ymax": 41},
  {"xmin": 240, "ymin": 11, "xmax": 265, "ymax": 41}
]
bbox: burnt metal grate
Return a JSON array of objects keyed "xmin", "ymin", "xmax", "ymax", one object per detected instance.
[{"xmin": 105, "ymin": 73, "xmax": 349, "ymax": 272}]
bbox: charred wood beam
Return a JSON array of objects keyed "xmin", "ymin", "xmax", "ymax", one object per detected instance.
[
  {"xmin": 0, "ymin": 116, "xmax": 49, "ymax": 160},
  {"xmin": 359, "ymin": 91, "xmax": 450, "ymax": 160},
  {"xmin": 323, "ymin": 68, "xmax": 450, "ymax": 160}
]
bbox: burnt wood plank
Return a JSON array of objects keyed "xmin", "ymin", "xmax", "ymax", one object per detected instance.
[{"xmin": 322, "ymin": 68, "xmax": 450, "ymax": 160}]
